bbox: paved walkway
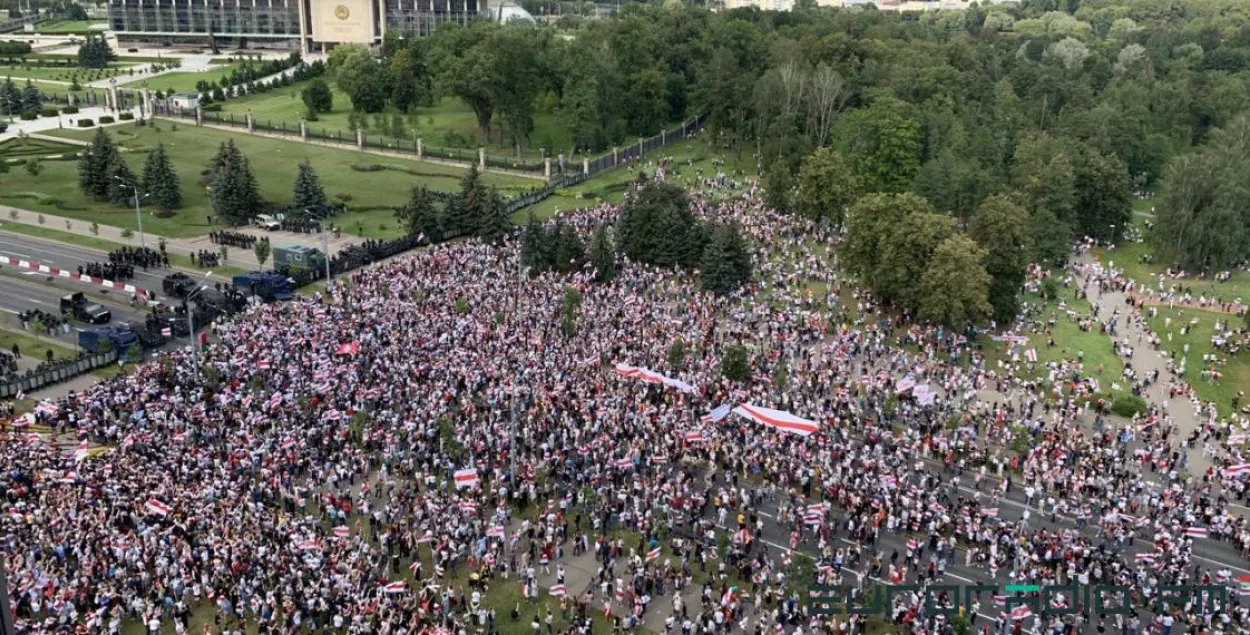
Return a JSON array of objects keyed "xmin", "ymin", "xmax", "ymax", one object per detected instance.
[{"xmin": 1073, "ymin": 250, "xmax": 1212, "ymax": 474}]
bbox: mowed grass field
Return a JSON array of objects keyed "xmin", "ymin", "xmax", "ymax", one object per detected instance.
[
  {"xmin": 3, "ymin": 123, "xmax": 534, "ymax": 239},
  {"xmin": 217, "ymin": 74, "xmax": 578, "ymax": 159},
  {"xmin": 120, "ymin": 64, "xmax": 240, "ymax": 94}
]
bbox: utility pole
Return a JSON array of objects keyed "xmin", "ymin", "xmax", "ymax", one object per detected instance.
[
  {"xmin": 322, "ymin": 223, "xmax": 331, "ymax": 283},
  {"xmin": 0, "ymin": 554, "xmax": 15, "ymax": 635}
]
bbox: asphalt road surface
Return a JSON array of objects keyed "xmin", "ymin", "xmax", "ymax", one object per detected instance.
[{"xmin": 0, "ymin": 230, "xmax": 178, "ymax": 292}]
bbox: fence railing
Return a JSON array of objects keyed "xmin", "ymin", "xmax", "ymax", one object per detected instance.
[
  {"xmin": 153, "ymin": 104, "xmax": 705, "ymax": 184},
  {"xmin": 0, "ymin": 351, "xmax": 117, "ymax": 399}
]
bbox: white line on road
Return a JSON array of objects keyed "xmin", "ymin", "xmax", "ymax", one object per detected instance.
[{"xmin": 25, "ymin": 298, "xmax": 43, "ymax": 304}]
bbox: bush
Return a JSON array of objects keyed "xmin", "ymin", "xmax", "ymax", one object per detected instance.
[
  {"xmin": 153, "ymin": 208, "xmax": 176, "ymax": 219},
  {"xmin": 350, "ymin": 163, "xmax": 385, "ymax": 172},
  {"xmin": 98, "ymin": 115, "xmax": 115, "ymax": 124},
  {"xmin": 61, "ymin": 105, "xmax": 78, "ymax": 114},
  {"xmin": 119, "ymin": 112, "xmax": 134, "ymax": 120},
  {"xmin": 39, "ymin": 107, "xmax": 58, "ymax": 117},
  {"xmin": 127, "ymin": 48, "xmax": 138, "ymax": 53},
  {"xmin": 18, "ymin": 111, "xmax": 36, "ymax": 120},
  {"xmin": 77, "ymin": 118, "xmax": 94, "ymax": 127},
  {"xmin": 1111, "ymin": 395, "xmax": 1148, "ymax": 418},
  {"xmin": 203, "ymin": 103, "xmax": 222, "ymax": 112}
]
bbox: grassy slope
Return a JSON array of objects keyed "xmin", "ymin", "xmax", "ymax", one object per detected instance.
[
  {"xmin": 10, "ymin": 122, "xmax": 531, "ymax": 239},
  {"xmin": 120, "ymin": 64, "xmax": 240, "ymax": 94}
]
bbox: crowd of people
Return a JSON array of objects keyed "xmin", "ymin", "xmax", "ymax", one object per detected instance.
[
  {"xmin": 77, "ymin": 261, "xmax": 137, "ymax": 282},
  {"xmin": 107, "ymin": 246, "xmax": 168, "ymax": 271},
  {"xmin": 7, "ymin": 162, "xmax": 1250, "ymax": 635},
  {"xmin": 191, "ymin": 250, "xmax": 223, "ymax": 269},
  {"xmin": 209, "ymin": 231, "xmax": 261, "ymax": 249}
]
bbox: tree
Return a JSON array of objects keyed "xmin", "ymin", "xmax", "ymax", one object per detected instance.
[
  {"xmin": 455, "ymin": 165, "xmax": 509, "ymax": 243},
  {"xmin": 24, "ymin": 159, "xmax": 41, "ymax": 176},
  {"xmin": 876, "ymin": 211, "xmax": 958, "ymax": 311},
  {"xmin": 796, "ymin": 148, "xmax": 858, "ymax": 227},
  {"xmin": 520, "ymin": 211, "xmax": 552, "ymax": 273},
  {"xmin": 667, "ymin": 339, "xmax": 686, "ymax": 369},
  {"xmin": 700, "ymin": 223, "xmax": 752, "ymax": 296},
  {"xmin": 254, "ymin": 239, "xmax": 271, "ymax": 268},
  {"xmin": 831, "ymin": 96, "xmax": 922, "ymax": 194},
  {"xmin": 588, "ymin": 225, "xmax": 616, "ymax": 284},
  {"xmin": 550, "ymin": 220, "xmax": 586, "ymax": 273},
  {"xmin": 291, "ymin": 160, "xmax": 327, "ymax": 211},
  {"xmin": 78, "ymin": 128, "xmax": 118, "ymax": 200},
  {"xmin": 1, "ymin": 78, "xmax": 21, "ymax": 117},
  {"xmin": 142, "ymin": 143, "xmax": 182, "ymax": 212},
  {"xmin": 398, "ymin": 186, "xmax": 443, "ymax": 241},
  {"xmin": 77, "ymin": 35, "xmax": 115, "ymax": 69},
  {"xmin": 390, "ymin": 44, "xmax": 433, "ymax": 113},
  {"xmin": 842, "ymin": 193, "xmax": 935, "ymax": 287},
  {"xmin": 561, "ymin": 285, "xmax": 582, "ymax": 337},
  {"xmin": 1073, "ymin": 145, "xmax": 1132, "ymax": 242},
  {"xmin": 762, "ymin": 162, "xmax": 793, "ymax": 214},
  {"xmin": 969, "ymin": 196, "xmax": 1031, "ymax": 324},
  {"xmin": 301, "ymin": 78, "xmax": 333, "ymax": 115},
  {"xmin": 917, "ymin": 235, "xmax": 992, "ymax": 328},
  {"xmin": 618, "ymin": 181, "xmax": 706, "ymax": 270},
  {"xmin": 336, "ymin": 50, "xmax": 391, "ymax": 114},
  {"xmin": 209, "ymin": 140, "xmax": 262, "ymax": 225},
  {"xmin": 104, "ymin": 151, "xmax": 137, "ymax": 206},
  {"xmin": 20, "ymin": 79, "xmax": 40, "ymax": 115},
  {"xmin": 720, "ymin": 345, "xmax": 750, "ymax": 383}
]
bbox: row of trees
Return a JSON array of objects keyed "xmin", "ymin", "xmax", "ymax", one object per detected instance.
[
  {"xmin": 617, "ymin": 181, "xmax": 751, "ymax": 295},
  {"xmin": 76, "ymin": 35, "xmax": 114, "ymax": 69},
  {"xmin": 0, "ymin": 77, "xmax": 40, "ymax": 117},
  {"xmin": 77, "ymin": 129, "xmax": 183, "ymax": 213},
  {"xmin": 394, "ymin": 166, "xmax": 512, "ymax": 245}
]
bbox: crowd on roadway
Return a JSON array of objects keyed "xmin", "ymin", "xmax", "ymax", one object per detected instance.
[
  {"xmin": 107, "ymin": 246, "xmax": 169, "ymax": 271},
  {"xmin": 7, "ymin": 167, "xmax": 1250, "ymax": 635},
  {"xmin": 209, "ymin": 231, "xmax": 261, "ymax": 249}
]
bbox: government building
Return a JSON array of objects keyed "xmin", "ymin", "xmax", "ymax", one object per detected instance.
[{"xmin": 108, "ymin": 0, "xmax": 484, "ymax": 51}]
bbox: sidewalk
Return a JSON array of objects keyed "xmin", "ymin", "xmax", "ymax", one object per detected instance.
[
  {"xmin": 1073, "ymin": 251, "xmax": 1212, "ymax": 475},
  {"xmin": 0, "ymin": 205, "xmax": 365, "ymax": 272}
]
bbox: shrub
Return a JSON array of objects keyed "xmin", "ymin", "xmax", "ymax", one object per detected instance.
[
  {"xmin": 61, "ymin": 105, "xmax": 78, "ymax": 114},
  {"xmin": 18, "ymin": 111, "xmax": 35, "ymax": 120},
  {"xmin": 39, "ymin": 107, "xmax": 58, "ymax": 117},
  {"xmin": 350, "ymin": 163, "xmax": 385, "ymax": 172},
  {"xmin": 118, "ymin": 112, "xmax": 134, "ymax": 120},
  {"xmin": 76, "ymin": 118, "xmax": 94, "ymax": 127},
  {"xmin": 203, "ymin": 103, "xmax": 222, "ymax": 112},
  {"xmin": 98, "ymin": 115, "xmax": 115, "ymax": 124},
  {"xmin": 153, "ymin": 208, "xmax": 176, "ymax": 219},
  {"xmin": 1111, "ymin": 395, "xmax": 1148, "ymax": 418},
  {"xmin": 127, "ymin": 48, "xmax": 138, "ymax": 53}
]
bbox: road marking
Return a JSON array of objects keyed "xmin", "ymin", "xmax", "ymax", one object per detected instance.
[
  {"xmin": 1, "ymin": 250, "xmax": 33, "ymax": 259},
  {"xmin": 0, "ymin": 308, "xmax": 16, "ymax": 314},
  {"xmin": 21, "ymin": 271, "xmax": 45, "ymax": 276},
  {"xmin": 25, "ymin": 298, "xmax": 43, "ymax": 304}
]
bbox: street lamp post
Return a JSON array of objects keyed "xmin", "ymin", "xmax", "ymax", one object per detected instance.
[
  {"xmin": 114, "ymin": 176, "xmax": 147, "ymax": 249},
  {"xmin": 186, "ymin": 271, "xmax": 213, "ymax": 366}
]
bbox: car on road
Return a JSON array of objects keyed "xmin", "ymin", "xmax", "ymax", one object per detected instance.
[
  {"xmin": 162, "ymin": 272, "xmax": 200, "ymax": 299},
  {"xmin": 59, "ymin": 292, "xmax": 111, "ymax": 324},
  {"xmin": 254, "ymin": 214, "xmax": 283, "ymax": 231}
]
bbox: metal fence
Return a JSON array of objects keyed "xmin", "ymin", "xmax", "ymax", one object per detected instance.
[
  {"xmin": 0, "ymin": 351, "xmax": 116, "ymax": 399},
  {"xmin": 154, "ymin": 104, "xmax": 705, "ymax": 183}
]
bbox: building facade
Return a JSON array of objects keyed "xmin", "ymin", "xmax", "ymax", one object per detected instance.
[{"xmin": 108, "ymin": 0, "xmax": 482, "ymax": 51}]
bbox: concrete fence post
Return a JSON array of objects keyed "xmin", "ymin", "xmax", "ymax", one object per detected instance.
[
  {"xmin": 194, "ymin": 106, "xmax": 203, "ymax": 126},
  {"xmin": 582, "ymin": 158, "xmax": 589, "ymax": 176},
  {"xmin": 417, "ymin": 138, "xmax": 424, "ymax": 160},
  {"xmin": 544, "ymin": 157, "xmax": 552, "ymax": 179},
  {"xmin": 246, "ymin": 112, "xmax": 255, "ymax": 133},
  {"xmin": 613, "ymin": 147, "xmax": 619, "ymax": 165},
  {"xmin": 299, "ymin": 120, "xmax": 308, "ymax": 142},
  {"xmin": 478, "ymin": 147, "xmax": 485, "ymax": 170},
  {"xmin": 356, "ymin": 128, "xmax": 364, "ymax": 151}
]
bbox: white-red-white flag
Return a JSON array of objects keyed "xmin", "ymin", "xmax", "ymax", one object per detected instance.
[
  {"xmin": 454, "ymin": 468, "xmax": 478, "ymax": 489},
  {"xmin": 732, "ymin": 404, "xmax": 819, "ymax": 436},
  {"xmin": 381, "ymin": 581, "xmax": 406, "ymax": 594},
  {"xmin": 145, "ymin": 499, "xmax": 171, "ymax": 516}
]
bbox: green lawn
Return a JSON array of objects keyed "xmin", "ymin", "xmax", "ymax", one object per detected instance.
[
  {"xmin": 14, "ymin": 122, "xmax": 532, "ymax": 239},
  {"xmin": 34, "ymin": 20, "xmax": 109, "ymax": 33},
  {"xmin": 0, "ymin": 136, "xmax": 81, "ymax": 160},
  {"xmin": 121, "ymin": 64, "xmax": 240, "ymax": 94},
  {"xmin": 983, "ymin": 279, "xmax": 1128, "ymax": 402},
  {"xmin": 1143, "ymin": 307, "xmax": 1246, "ymax": 416},
  {"xmin": 0, "ymin": 64, "xmax": 134, "ymax": 82}
]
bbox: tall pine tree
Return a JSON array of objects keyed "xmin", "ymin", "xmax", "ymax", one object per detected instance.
[
  {"xmin": 519, "ymin": 211, "xmax": 551, "ymax": 273},
  {"xmin": 105, "ymin": 151, "xmax": 137, "ymax": 206},
  {"xmin": 78, "ymin": 129, "xmax": 118, "ymax": 200},
  {"xmin": 209, "ymin": 140, "xmax": 261, "ymax": 225},
  {"xmin": 457, "ymin": 165, "xmax": 510, "ymax": 244},
  {"xmin": 396, "ymin": 185, "xmax": 442, "ymax": 241},
  {"xmin": 20, "ymin": 79, "xmax": 40, "ymax": 115},
  {"xmin": 291, "ymin": 160, "xmax": 327, "ymax": 211},
  {"xmin": 589, "ymin": 225, "xmax": 615, "ymax": 283},
  {"xmin": 0, "ymin": 78, "xmax": 19, "ymax": 116},
  {"xmin": 142, "ymin": 143, "xmax": 182, "ymax": 212},
  {"xmin": 700, "ymin": 223, "xmax": 752, "ymax": 296}
]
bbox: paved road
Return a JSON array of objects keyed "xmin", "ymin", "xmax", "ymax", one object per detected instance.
[{"xmin": 0, "ymin": 229, "xmax": 179, "ymax": 291}]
